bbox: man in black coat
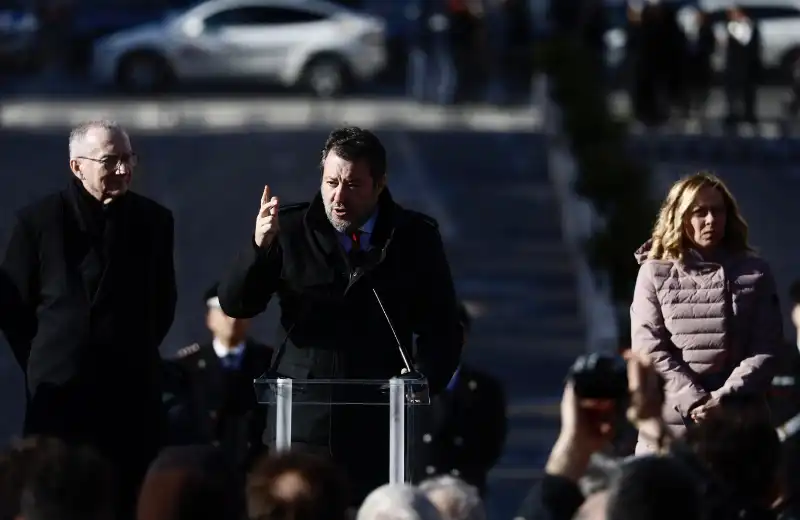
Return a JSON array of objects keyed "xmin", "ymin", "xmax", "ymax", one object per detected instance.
[
  {"xmin": 165, "ymin": 284, "xmax": 273, "ymax": 471},
  {"xmin": 724, "ymin": 5, "xmax": 762, "ymax": 125},
  {"xmin": 411, "ymin": 301, "xmax": 507, "ymax": 497},
  {"xmin": 218, "ymin": 126, "xmax": 462, "ymax": 503},
  {"xmin": 0, "ymin": 120, "xmax": 176, "ymax": 517}
]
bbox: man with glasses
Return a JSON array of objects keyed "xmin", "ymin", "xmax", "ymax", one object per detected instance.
[{"xmin": 0, "ymin": 120, "xmax": 177, "ymax": 520}]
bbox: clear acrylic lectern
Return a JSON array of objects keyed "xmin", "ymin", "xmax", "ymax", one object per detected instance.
[{"xmin": 254, "ymin": 377, "xmax": 430, "ymax": 484}]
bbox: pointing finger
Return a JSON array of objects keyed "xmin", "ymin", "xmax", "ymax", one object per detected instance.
[{"xmin": 261, "ymin": 185, "xmax": 271, "ymax": 207}]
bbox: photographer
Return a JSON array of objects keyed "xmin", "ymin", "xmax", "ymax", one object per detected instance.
[{"xmin": 515, "ymin": 352, "xmax": 704, "ymax": 520}]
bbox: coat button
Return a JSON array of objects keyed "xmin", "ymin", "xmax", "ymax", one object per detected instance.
[
  {"xmin": 426, "ymin": 466, "xmax": 436, "ymax": 475},
  {"xmin": 422, "ymin": 434, "xmax": 432, "ymax": 443},
  {"xmin": 468, "ymin": 380, "xmax": 477, "ymax": 390},
  {"xmin": 453, "ymin": 436, "xmax": 464, "ymax": 446},
  {"xmin": 212, "ymin": 441, "xmax": 220, "ymax": 447},
  {"xmin": 198, "ymin": 360, "xmax": 207, "ymax": 369},
  {"xmin": 450, "ymin": 469, "xmax": 461, "ymax": 477},
  {"xmin": 209, "ymin": 410, "xmax": 217, "ymax": 419}
]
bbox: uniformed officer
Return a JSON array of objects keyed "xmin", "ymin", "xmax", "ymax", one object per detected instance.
[
  {"xmin": 411, "ymin": 301, "xmax": 508, "ymax": 497},
  {"xmin": 166, "ymin": 284, "xmax": 273, "ymax": 471}
]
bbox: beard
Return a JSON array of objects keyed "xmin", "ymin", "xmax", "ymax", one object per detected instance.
[{"xmin": 324, "ymin": 200, "xmax": 369, "ymax": 234}]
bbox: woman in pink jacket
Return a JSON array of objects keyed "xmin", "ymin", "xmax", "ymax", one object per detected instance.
[{"xmin": 631, "ymin": 172, "xmax": 784, "ymax": 453}]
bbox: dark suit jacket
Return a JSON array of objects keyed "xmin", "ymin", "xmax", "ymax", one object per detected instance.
[
  {"xmin": 0, "ymin": 180, "xmax": 176, "ymax": 452},
  {"xmin": 218, "ymin": 189, "xmax": 462, "ymax": 500},
  {"xmin": 411, "ymin": 364, "xmax": 507, "ymax": 495},
  {"xmin": 166, "ymin": 339, "xmax": 273, "ymax": 470}
]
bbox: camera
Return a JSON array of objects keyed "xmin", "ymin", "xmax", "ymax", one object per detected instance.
[{"xmin": 567, "ymin": 353, "xmax": 629, "ymax": 400}]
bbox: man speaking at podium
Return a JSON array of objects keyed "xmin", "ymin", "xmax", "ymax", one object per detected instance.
[{"xmin": 218, "ymin": 126, "xmax": 462, "ymax": 502}]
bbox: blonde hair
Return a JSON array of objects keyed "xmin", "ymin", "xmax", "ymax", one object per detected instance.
[{"xmin": 648, "ymin": 172, "xmax": 752, "ymax": 261}]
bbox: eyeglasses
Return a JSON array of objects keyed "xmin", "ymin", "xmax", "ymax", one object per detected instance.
[{"xmin": 76, "ymin": 153, "xmax": 138, "ymax": 170}]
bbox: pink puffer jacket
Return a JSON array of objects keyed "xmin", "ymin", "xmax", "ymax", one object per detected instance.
[{"xmin": 630, "ymin": 240, "xmax": 784, "ymax": 452}]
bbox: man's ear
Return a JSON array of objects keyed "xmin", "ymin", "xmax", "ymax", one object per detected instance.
[
  {"xmin": 376, "ymin": 174, "xmax": 387, "ymax": 194},
  {"xmin": 69, "ymin": 158, "xmax": 81, "ymax": 177}
]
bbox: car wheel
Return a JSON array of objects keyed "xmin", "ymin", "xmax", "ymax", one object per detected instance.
[
  {"xmin": 301, "ymin": 56, "xmax": 350, "ymax": 98},
  {"xmin": 117, "ymin": 52, "xmax": 172, "ymax": 94}
]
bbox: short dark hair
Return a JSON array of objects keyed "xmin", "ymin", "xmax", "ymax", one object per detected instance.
[
  {"xmin": 606, "ymin": 455, "xmax": 703, "ymax": 520},
  {"xmin": 683, "ymin": 395, "xmax": 780, "ymax": 507},
  {"xmin": 246, "ymin": 450, "xmax": 349, "ymax": 520},
  {"xmin": 0, "ymin": 436, "xmax": 65, "ymax": 520},
  {"xmin": 140, "ymin": 445, "xmax": 243, "ymax": 520},
  {"xmin": 320, "ymin": 126, "xmax": 386, "ymax": 181},
  {"xmin": 17, "ymin": 437, "xmax": 115, "ymax": 520}
]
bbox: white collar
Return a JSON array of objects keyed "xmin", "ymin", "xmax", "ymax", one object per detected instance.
[{"xmin": 212, "ymin": 338, "xmax": 246, "ymax": 359}]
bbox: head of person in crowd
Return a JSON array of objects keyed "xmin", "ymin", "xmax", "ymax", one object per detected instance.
[
  {"xmin": 68, "ymin": 120, "xmax": 136, "ymax": 204},
  {"xmin": 246, "ymin": 450, "xmax": 350, "ymax": 520},
  {"xmin": 581, "ymin": 455, "xmax": 704, "ymax": 520},
  {"xmin": 0, "ymin": 436, "xmax": 81, "ymax": 520},
  {"xmin": 418, "ymin": 475, "xmax": 485, "ymax": 520},
  {"xmin": 727, "ymin": 5, "xmax": 748, "ymax": 21},
  {"xmin": 320, "ymin": 126, "xmax": 387, "ymax": 234},
  {"xmin": 204, "ymin": 283, "xmax": 249, "ymax": 349},
  {"xmin": 137, "ymin": 445, "xmax": 243, "ymax": 520},
  {"xmin": 679, "ymin": 393, "xmax": 782, "ymax": 515},
  {"xmin": 647, "ymin": 172, "xmax": 751, "ymax": 261},
  {"xmin": 15, "ymin": 437, "xmax": 115, "ymax": 520},
  {"xmin": 357, "ymin": 484, "xmax": 442, "ymax": 520}
]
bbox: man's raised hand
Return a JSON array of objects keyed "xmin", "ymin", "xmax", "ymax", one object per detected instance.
[{"xmin": 255, "ymin": 185, "xmax": 280, "ymax": 248}]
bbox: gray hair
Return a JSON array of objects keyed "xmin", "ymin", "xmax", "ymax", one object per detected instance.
[
  {"xmin": 418, "ymin": 476, "xmax": 485, "ymax": 520},
  {"xmin": 68, "ymin": 120, "xmax": 125, "ymax": 158},
  {"xmin": 357, "ymin": 483, "xmax": 442, "ymax": 520}
]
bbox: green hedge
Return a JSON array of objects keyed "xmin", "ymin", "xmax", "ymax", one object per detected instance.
[{"xmin": 542, "ymin": 36, "xmax": 658, "ymax": 308}]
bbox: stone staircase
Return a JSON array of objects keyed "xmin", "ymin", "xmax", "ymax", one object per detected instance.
[{"xmin": 411, "ymin": 131, "xmax": 585, "ymax": 517}]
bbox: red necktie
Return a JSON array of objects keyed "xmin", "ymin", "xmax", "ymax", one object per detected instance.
[{"xmin": 350, "ymin": 230, "xmax": 364, "ymax": 266}]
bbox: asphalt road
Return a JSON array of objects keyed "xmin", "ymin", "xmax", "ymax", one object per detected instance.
[{"xmin": 0, "ymin": 105, "xmax": 583, "ymax": 518}]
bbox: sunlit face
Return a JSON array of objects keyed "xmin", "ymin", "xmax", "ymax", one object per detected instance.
[
  {"xmin": 321, "ymin": 151, "xmax": 385, "ymax": 233},
  {"xmin": 206, "ymin": 306, "xmax": 249, "ymax": 347},
  {"xmin": 684, "ymin": 185, "xmax": 727, "ymax": 254},
  {"xmin": 69, "ymin": 127, "xmax": 135, "ymax": 204}
]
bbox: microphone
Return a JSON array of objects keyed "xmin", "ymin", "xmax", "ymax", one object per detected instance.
[
  {"xmin": 369, "ymin": 285, "xmax": 420, "ymax": 379},
  {"xmin": 352, "ymin": 243, "xmax": 426, "ymax": 386}
]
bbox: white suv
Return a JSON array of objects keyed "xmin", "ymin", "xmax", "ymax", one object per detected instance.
[{"xmin": 90, "ymin": 0, "xmax": 387, "ymax": 96}]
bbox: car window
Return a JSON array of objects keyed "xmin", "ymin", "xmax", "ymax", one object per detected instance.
[{"xmin": 204, "ymin": 6, "xmax": 327, "ymax": 28}]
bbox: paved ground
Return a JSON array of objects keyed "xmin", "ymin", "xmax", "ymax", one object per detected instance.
[{"xmin": 0, "ymin": 104, "xmax": 584, "ymax": 519}]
